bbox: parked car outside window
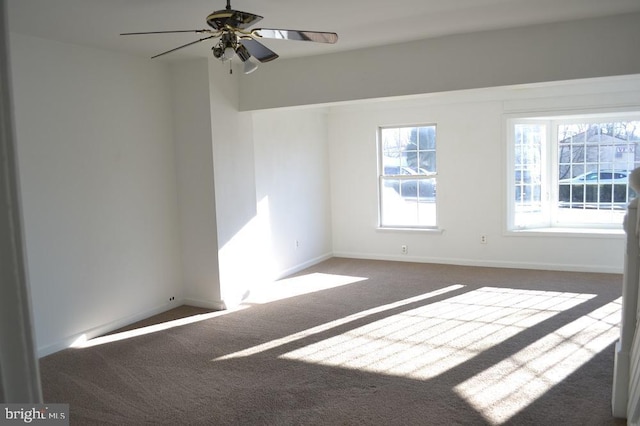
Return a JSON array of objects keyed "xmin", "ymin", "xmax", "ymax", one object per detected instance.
[{"xmin": 558, "ymin": 170, "xmax": 633, "ymax": 207}]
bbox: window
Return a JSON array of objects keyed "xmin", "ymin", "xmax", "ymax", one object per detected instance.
[
  {"xmin": 378, "ymin": 125, "xmax": 437, "ymax": 228},
  {"xmin": 508, "ymin": 113, "xmax": 640, "ymax": 231}
]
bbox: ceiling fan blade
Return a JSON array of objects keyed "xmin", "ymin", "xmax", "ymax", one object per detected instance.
[
  {"xmin": 252, "ymin": 29, "xmax": 338, "ymax": 44},
  {"xmin": 239, "ymin": 38, "xmax": 279, "ymax": 63},
  {"xmin": 120, "ymin": 29, "xmax": 213, "ymax": 35},
  {"xmin": 151, "ymin": 35, "xmax": 217, "ymax": 59}
]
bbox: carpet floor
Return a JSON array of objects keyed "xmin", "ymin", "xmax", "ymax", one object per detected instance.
[{"xmin": 39, "ymin": 258, "xmax": 627, "ymax": 425}]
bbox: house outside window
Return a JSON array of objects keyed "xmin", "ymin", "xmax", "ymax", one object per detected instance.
[
  {"xmin": 378, "ymin": 125, "xmax": 437, "ymax": 228},
  {"xmin": 508, "ymin": 112, "xmax": 640, "ymax": 231}
]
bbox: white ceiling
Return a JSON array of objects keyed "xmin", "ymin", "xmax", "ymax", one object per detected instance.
[{"xmin": 7, "ymin": 0, "xmax": 640, "ymax": 62}]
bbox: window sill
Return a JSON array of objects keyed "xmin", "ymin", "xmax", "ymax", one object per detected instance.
[
  {"xmin": 507, "ymin": 227, "xmax": 624, "ymax": 238},
  {"xmin": 377, "ymin": 227, "xmax": 444, "ymax": 234}
]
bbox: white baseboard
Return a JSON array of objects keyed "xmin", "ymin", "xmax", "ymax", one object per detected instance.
[
  {"xmin": 612, "ymin": 340, "xmax": 630, "ymax": 418},
  {"xmin": 331, "ymin": 251, "xmax": 623, "ymax": 274},
  {"xmin": 37, "ymin": 254, "xmax": 334, "ymax": 357},
  {"xmin": 182, "ymin": 298, "xmax": 226, "ymax": 311},
  {"xmin": 273, "ymin": 252, "xmax": 333, "ymax": 280},
  {"xmin": 39, "ymin": 250, "xmax": 616, "ymax": 358},
  {"xmin": 37, "ymin": 300, "xmax": 186, "ymax": 358}
]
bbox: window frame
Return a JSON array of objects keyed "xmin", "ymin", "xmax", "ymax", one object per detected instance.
[
  {"xmin": 505, "ymin": 109, "xmax": 640, "ymax": 234},
  {"xmin": 377, "ymin": 124, "xmax": 438, "ymax": 230}
]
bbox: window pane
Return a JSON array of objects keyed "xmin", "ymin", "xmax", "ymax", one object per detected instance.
[
  {"xmin": 510, "ymin": 116, "xmax": 640, "ymax": 231},
  {"xmin": 379, "ymin": 125, "xmax": 437, "ymax": 228},
  {"xmin": 380, "ymin": 178, "xmax": 437, "ymax": 227},
  {"xmin": 513, "ymin": 124, "xmax": 545, "ymax": 228},
  {"xmin": 556, "ymin": 121, "xmax": 640, "ymax": 220}
]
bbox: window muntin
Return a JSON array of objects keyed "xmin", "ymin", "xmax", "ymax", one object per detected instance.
[
  {"xmin": 509, "ymin": 114, "xmax": 640, "ymax": 231},
  {"xmin": 379, "ymin": 125, "xmax": 437, "ymax": 228},
  {"xmin": 513, "ymin": 123, "xmax": 546, "ymax": 229}
]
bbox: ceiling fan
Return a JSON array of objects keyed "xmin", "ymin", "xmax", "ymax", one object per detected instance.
[{"xmin": 121, "ymin": 0, "xmax": 338, "ymax": 74}]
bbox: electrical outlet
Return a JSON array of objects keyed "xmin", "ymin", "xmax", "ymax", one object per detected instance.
[
  {"xmin": 401, "ymin": 245, "xmax": 408, "ymax": 254},
  {"xmin": 480, "ymin": 235, "xmax": 487, "ymax": 244},
  {"xmin": 295, "ymin": 240, "xmax": 300, "ymax": 249}
]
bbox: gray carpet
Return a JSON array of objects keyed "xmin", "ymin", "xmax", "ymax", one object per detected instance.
[{"xmin": 39, "ymin": 258, "xmax": 626, "ymax": 425}]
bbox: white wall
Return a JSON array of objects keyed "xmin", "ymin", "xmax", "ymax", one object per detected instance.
[
  {"xmin": 252, "ymin": 108, "xmax": 333, "ymax": 279},
  {"xmin": 171, "ymin": 60, "xmax": 334, "ymax": 308},
  {"xmin": 10, "ymin": 34, "xmax": 183, "ymax": 356},
  {"xmin": 208, "ymin": 62, "xmax": 261, "ymax": 306},
  {"xmin": 8, "ymin": 34, "xmax": 337, "ymax": 355},
  {"xmin": 171, "ymin": 59, "xmax": 222, "ymax": 309},
  {"xmin": 328, "ymin": 76, "xmax": 640, "ymax": 273},
  {"xmin": 9, "ymin": 11, "xmax": 640, "ymax": 358},
  {"xmin": 0, "ymin": 0, "xmax": 41, "ymax": 401},
  {"xmin": 239, "ymin": 13, "xmax": 640, "ymax": 111}
]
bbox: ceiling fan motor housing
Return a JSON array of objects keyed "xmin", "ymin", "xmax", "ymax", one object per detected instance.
[
  {"xmin": 206, "ymin": 9, "xmax": 263, "ymax": 31},
  {"xmin": 211, "ymin": 32, "xmax": 238, "ymax": 61}
]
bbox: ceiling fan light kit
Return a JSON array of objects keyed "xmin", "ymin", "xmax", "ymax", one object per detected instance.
[{"xmin": 121, "ymin": 0, "xmax": 338, "ymax": 74}]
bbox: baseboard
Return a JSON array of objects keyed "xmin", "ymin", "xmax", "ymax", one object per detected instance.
[
  {"xmin": 182, "ymin": 298, "xmax": 226, "ymax": 311},
  {"xmin": 612, "ymin": 340, "xmax": 630, "ymax": 418},
  {"xmin": 38, "ymin": 251, "xmax": 613, "ymax": 358},
  {"xmin": 332, "ymin": 251, "xmax": 623, "ymax": 274},
  {"xmin": 37, "ymin": 300, "xmax": 187, "ymax": 358},
  {"xmin": 274, "ymin": 252, "xmax": 333, "ymax": 280},
  {"xmin": 183, "ymin": 253, "xmax": 333, "ymax": 309}
]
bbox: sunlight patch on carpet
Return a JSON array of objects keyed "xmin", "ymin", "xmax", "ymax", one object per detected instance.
[
  {"xmin": 243, "ymin": 273, "xmax": 368, "ymax": 304},
  {"xmin": 454, "ymin": 297, "xmax": 621, "ymax": 425},
  {"xmin": 212, "ymin": 284, "xmax": 465, "ymax": 361},
  {"xmin": 277, "ymin": 288, "xmax": 595, "ymax": 381},
  {"xmin": 71, "ymin": 307, "xmax": 249, "ymax": 349}
]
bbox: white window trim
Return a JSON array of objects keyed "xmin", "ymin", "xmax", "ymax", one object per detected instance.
[
  {"xmin": 377, "ymin": 124, "xmax": 438, "ymax": 230},
  {"xmin": 504, "ymin": 108, "xmax": 640, "ymax": 236}
]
